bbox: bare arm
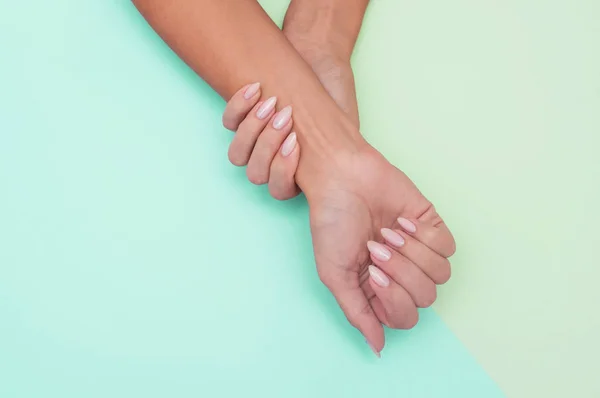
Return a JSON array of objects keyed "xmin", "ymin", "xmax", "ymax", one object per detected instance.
[
  {"xmin": 131, "ymin": 0, "xmax": 414, "ymax": 355},
  {"xmin": 283, "ymin": 0, "xmax": 369, "ymax": 126},
  {"xmin": 131, "ymin": 0, "xmax": 456, "ymax": 356},
  {"xmin": 131, "ymin": 0, "xmax": 366, "ymax": 194},
  {"xmin": 284, "ymin": 0, "xmax": 369, "ymax": 62}
]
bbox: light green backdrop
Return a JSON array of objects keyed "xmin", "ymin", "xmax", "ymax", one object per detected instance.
[
  {"xmin": 1, "ymin": 0, "xmax": 598, "ymax": 397},
  {"xmin": 347, "ymin": 1, "xmax": 600, "ymax": 397}
]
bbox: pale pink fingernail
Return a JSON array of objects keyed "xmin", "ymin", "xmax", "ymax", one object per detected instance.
[
  {"xmin": 365, "ymin": 339, "xmax": 381, "ymax": 358},
  {"xmin": 280, "ymin": 132, "xmax": 297, "ymax": 157},
  {"xmin": 381, "ymin": 228, "xmax": 405, "ymax": 247},
  {"xmin": 397, "ymin": 217, "xmax": 417, "ymax": 233},
  {"xmin": 243, "ymin": 82, "xmax": 260, "ymax": 100},
  {"xmin": 272, "ymin": 105, "xmax": 292, "ymax": 130},
  {"xmin": 367, "ymin": 241, "xmax": 392, "ymax": 261},
  {"xmin": 368, "ymin": 265, "xmax": 390, "ymax": 287},
  {"xmin": 256, "ymin": 96, "xmax": 277, "ymax": 119}
]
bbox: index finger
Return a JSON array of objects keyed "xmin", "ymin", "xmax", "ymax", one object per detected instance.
[
  {"xmin": 222, "ymin": 82, "xmax": 261, "ymax": 131},
  {"xmin": 395, "ymin": 217, "xmax": 456, "ymax": 258}
]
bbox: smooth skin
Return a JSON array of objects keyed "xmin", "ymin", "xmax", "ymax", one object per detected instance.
[
  {"xmin": 222, "ymin": 82, "xmax": 454, "ymax": 354},
  {"xmin": 132, "ymin": 0, "xmax": 456, "ymax": 355},
  {"xmin": 223, "ymin": 0, "xmax": 366, "ymax": 199}
]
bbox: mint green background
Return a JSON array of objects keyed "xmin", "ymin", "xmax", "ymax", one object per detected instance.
[
  {"xmin": 0, "ymin": 1, "xmax": 502, "ymax": 397},
  {"xmin": 3, "ymin": 0, "xmax": 599, "ymax": 397}
]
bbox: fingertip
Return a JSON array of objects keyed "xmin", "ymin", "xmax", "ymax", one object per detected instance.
[
  {"xmin": 363, "ymin": 323, "xmax": 385, "ymax": 355},
  {"xmin": 366, "ymin": 339, "xmax": 382, "ymax": 358},
  {"xmin": 246, "ymin": 166, "xmax": 268, "ymax": 185},
  {"xmin": 228, "ymin": 150, "xmax": 245, "ymax": 167}
]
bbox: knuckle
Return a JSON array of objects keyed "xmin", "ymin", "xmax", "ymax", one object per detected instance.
[
  {"xmin": 388, "ymin": 298, "xmax": 419, "ymax": 329},
  {"xmin": 268, "ymin": 185, "xmax": 288, "ymax": 201},
  {"xmin": 447, "ymin": 240, "xmax": 457, "ymax": 257},
  {"xmin": 416, "ymin": 285, "xmax": 437, "ymax": 308},
  {"xmin": 268, "ymin": 173, "xmax": 296, "ymax": 201},
  {"xmin": 390, "ymin": 309, "xmax": 419, "ymax": 330},
  {"xmin": 227, "ymin": 147, "xmax": 247, "ymax": 167},
  {"xmin": 222, "ymin": 114, "xmax": 237, "ymax": 131},
  {"xmin": 246, "ymin": 167, "xmax": 267, "ymax": 185},
  {"xmin": 435, "ymin": 259, "xmax": 452, "ymax": 285},
  {"xmin": 403, "ymin": 311, "xmax": 419, "ymax": 329},
  {"xmin": 422, "ymin": 227, "xmax": 439, "ymax": 244}
]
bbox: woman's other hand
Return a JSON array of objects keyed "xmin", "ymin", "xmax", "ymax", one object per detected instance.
[{"xmin": 222, "ymin": 83, "xmax": 300, "ymax": 201}]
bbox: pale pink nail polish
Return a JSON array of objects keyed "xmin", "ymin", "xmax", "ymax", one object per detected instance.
[
  {"xmin": 280, "ymin": 132, "xmax": 297, "ymax": 157},
  {"xmin": 381, "ymin": 228, "xmax": 405, "ymax": 247},
  {"xmin": 368, "ymin": 265, "xmax": 390, "ymax": 287},
  {"xmin": 272, "ymin": 105, "xmax": 292, "ymax": 130},
  {"xmin": 243, "ymin": 82, "xmax": 260, "ymax": 100},
  {"xmin": 256, "ymin": 96, "xmax": 277, "ymax": 119},
  {"xmin": 397, "ymin": 217, "xmax": 417, "ymax": 233},
  {"xmin": 367, "ymin": 241, "xmax": 392, "ymax": 261},
  {"xmin": 365, "ymin": 339, "xmax": 381, "ymax": 358}
]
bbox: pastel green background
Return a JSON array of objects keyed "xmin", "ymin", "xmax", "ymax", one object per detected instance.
[{"xmin": 0, "ymin": 1, "xmax": 598, "ymax": 397}]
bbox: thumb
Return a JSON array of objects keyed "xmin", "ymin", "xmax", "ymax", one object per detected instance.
[{"xmin": 320, "ymin": 269, "xmax": 385, "ymax": 356}]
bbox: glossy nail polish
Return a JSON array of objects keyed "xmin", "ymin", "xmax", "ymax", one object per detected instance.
[
  {"xmin": 381, "ymin": 228, "xmax": 405, "ymax": 247},
  {"xmin": 366, "ymin": 339, "xmax": 381, "ymax": 358},
  {"xmin": 243, "ymin": 82, "xmax": 260, "ymax": 99},
  {"xmin": 280, "ymin": 132, "xmax": 297, "ymax": 157},
  {"xmin": 397, "ymin": 217, "xmax": 417, "ymax": 233},
  {"xmin": 368, "ymin": 265, "xmax": 390, "ymax": 287},
  {"xmin": 256, "ymin": 96, "xmax": 277, "ymax": 119},
  {"xmin": 273, "ymin": 105, "xmax": 292, "ymax": 130},
  {"xmin": 367, "ymin": 241, "xmax": 392, "ymax": 261}
]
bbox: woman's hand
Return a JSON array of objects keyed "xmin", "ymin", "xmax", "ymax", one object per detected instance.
[
  {"xmin": 134, "ymin": 0, "xmax": 454, "ymax": 357},
  {"xmin": 300, "ymin": 140, "xmax": 456, "ymax": 356},
  {"xmin": 222, "ymin": 83, "xmax": 300, "ymax": 200},
  {"xmin": 224, "ymin": 82, "xmax": 455, "ymax": 355}
]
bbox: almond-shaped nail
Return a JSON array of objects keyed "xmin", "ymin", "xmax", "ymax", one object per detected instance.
[
  {"xmin": 365, "ymin": 339, "xmax": 381, "ymax": 358},
  {"xmin": 256, "ymin": 96, "xmax": 277, "ymax": 119},
  {"xmin": 280, "ymin": 132, "xmax": 297, "ymax": 157},
  {"xmin": 367, "ymin": 241, "xmax": 392, "ymax": 262},
  {"xmin": 272, "ymin": 105, "xmax": 292, "ymax": 130},
  {"xmin": 381, "ymin": 228, "xmax": 405, "ymax": 247},
  {"xmin": 368, "ymin": 265, "xmax": 390, "ymax": 287},
  {"xmin": 397, "ymin": 217, "xmax": 416, "ymax": 233},
  {"xmin": 243, "ymin": 82, "xmax": 260, "ymax": 100}
]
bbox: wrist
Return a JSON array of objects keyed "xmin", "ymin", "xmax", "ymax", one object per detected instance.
[
  {"xmin": 291, "ymin": 108, "xmax": 368, "ymax": 197},
  {"xmin": 283, "ymin": 1, "xmax": 366, "ymax": 62},
  {"xmin": 283, "ymin": 30, "xmax": 352, "ymax": 64}
]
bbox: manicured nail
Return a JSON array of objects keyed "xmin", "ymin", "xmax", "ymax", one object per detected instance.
[
  {"xmin": 368, "ymin": 265, "xmax": 390, "ymax": 287},
  {"xmin": 367, "ymin": 241, "xmax": 392, "ymax": 262},
  {"xmin": 243, "ymin": 82, "xmax": 260, "ymax": 99},
  {"xmin": 256, "ymin": 96, "xmax": 277, "ymax": 119},
  {"xmin": 273, "ymin": 105, "xmax": 292, "ymax": 130},
  {"xmin": 397, "ymin": 217, "xmax": 416, "ymax": 233},
  {"xmin": 280, "ymin": 132, "xmax": 297, "ymax": 157},
  {"xmin": 365, "ymin": 339, "xmax": 381, "ymax": 358},
  {"xmin": 381, "ymin": 228, "xmax": 405, "ymax": 247}
]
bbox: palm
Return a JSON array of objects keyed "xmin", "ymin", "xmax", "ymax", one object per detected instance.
[{"xmin": 308, "ymin": 146, "xmax": 434, "ymax": 339}]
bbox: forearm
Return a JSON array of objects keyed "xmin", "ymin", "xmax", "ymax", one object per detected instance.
[
  {"xmin": 131, "ymin": 0, "xmax": 364, "ymax": 192},
  {"xmin": 283, "ymin": 0, "xmax": 370, "ymax": 61}
]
